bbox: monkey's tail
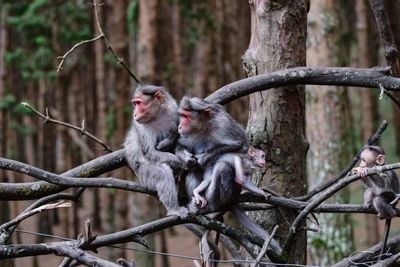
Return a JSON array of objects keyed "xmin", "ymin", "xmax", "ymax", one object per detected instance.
[
  {"xmin": 378, "ymin": 218, "xmax": 391, "ymax": 261},
  {"xmin": 231, "ymin": 206, "xmax": 282, "ymax": 254}
]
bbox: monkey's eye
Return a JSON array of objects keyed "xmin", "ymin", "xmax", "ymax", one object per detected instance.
[
  {"xmin": 132, "ymin": 100, "xmax": 142, "ymax": 106},
  {"xmin": 179, "ymin": 112, "xmax": 189, "ymax": 119}
]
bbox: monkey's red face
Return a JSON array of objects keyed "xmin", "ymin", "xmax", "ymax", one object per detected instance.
[
  {"xmin": 178, "ymin": 110, "xmax": 193, "ymax": 135},
  {"xmin": 132, "ymin": 94, "xmax": 160, "ymax": 124}
]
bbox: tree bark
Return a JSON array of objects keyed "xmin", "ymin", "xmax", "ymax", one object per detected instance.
[{"xmin": 243, "ymin": 0, "xmax": 309, "ymax": 263}]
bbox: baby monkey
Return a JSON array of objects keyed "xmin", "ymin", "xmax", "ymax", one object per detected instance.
[
  {"xmin": 192, "ymin": 146, "xmax": 269, "ymax": 210},
  {"xmin": 352, "ymin": 145, "xmax": 399, "ymax": 260},
  {"xmin": 352, "ymin": 145, "xmax": 399, "ymax": 219}
]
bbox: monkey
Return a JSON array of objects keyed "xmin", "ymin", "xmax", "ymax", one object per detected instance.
[
  {"xmin": 192, "ymin": 146, "xmax": 270, "ymax": 210},
  {"xmin": 124, "ymin": 85, "xmax": 188, "ymax": 218},
  {"xmin": 176, "ymin": 96, "xmax": 282, "ymax": 253},
  {"xmin": 352, "ymin": 145, "xmax": 399, "ymax": 260},
  {"xmin": 175, "ymin": 96, "xmax": 248, "ymax": 209}
]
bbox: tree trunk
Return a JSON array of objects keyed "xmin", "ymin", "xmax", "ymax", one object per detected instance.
[
  {"xmin": 306, "ymin": 1, "xmax": 355, "ymax": 265},
  {"xmin": 243, "ymin": 0, "xmax": 309, "ymax": 264},
  {"xmin": 383, "ymin": 0, "xmax": 400, "ymax": 158},
  {"xmin": 356, "ymin": 0, "xmax": 380, "ymax": 247}
]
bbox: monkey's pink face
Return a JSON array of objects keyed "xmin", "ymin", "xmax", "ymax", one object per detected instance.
[
  {"xmin": 178, "ymin": 110, "xmax": 192, "ymax": 135},
  {"xmin": 132, "ymin": 95, "xmax": 159, "ymax": 124},
  {"xmin": 359, "ymin": 150, "xmax": 377, "ymax": 168}
]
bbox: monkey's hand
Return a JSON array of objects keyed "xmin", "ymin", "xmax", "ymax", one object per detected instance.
[
  {"xmin": 195, "ymin": 153, "xmax": 210, "ymax": 167},
  {"xmin": 352, "ymin": 167, "xmax": 369, "ymax": 177},
  {"xmin": 193, "ymin": 193, "xmax": 207, "ymax": 209},
  {"xmin": 193, "ymin": 188, "xmax": 207, "ymax": 209}
]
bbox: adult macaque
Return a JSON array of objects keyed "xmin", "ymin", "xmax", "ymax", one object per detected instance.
[
  {"xmin": 352, "ymin": 145, "xmax": 399, "ymax": 259},
  {"xmin": 176, "ymin": 96, "xmax": 248, "ymax": 210},
  {"xmin": 176, "ymin": 97, "xmax": 281, "ymax": 252},
  {"xmin": 124, "ymin": 85, "xmax": 188, "ymax": 218},
  {"xmin": 192, "ymin": 146, "xmax": 270, "ymax": 210}
]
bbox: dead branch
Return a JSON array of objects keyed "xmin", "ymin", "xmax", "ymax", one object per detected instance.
[
  {"xmin": 332, "ymin": 235, "xmax": 400, "ymax": 267},
  {"xmin": 251, "ymin": 225, "xmax": 279, "ymax": 267},
  {"xmin": 21, "ymin": 102, "xmax": 112, "ymax": 152},
  {"xmin": 57, "ymin": 0, "xmax": 140, "ymax": 84},
  {"xmin": 0, "ymin": 149, "xmax": 126, "ymax": 200},
  {"xmin": 206, "ymin": 67, "xmax": 400, "ymax": 105},
  {"xmin": 0, "ymin": 214, "xmax": 285, "ymax": 262}
]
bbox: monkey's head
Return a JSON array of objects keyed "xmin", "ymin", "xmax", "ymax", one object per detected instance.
[
  {"xmin": 248, "ymin": 146, "xmax": 266, "ymax": 168},
  {"xmin": 132, "ymin": 85, "xmax": 167, "ymax": 124},
  {"xmin": 359, "ymin": 145, "xmax": 386, "ymax": 168},
  {"xmin": 178, "ymin": 96, "xmax": 214, "ymax": 136}
]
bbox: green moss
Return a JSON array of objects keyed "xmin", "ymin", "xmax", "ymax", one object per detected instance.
[{"xmin": 79, "ymin": 168, "xmax": 97, "ymax": 178}]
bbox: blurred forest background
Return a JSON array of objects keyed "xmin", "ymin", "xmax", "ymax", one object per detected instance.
[{"xmin": 1, "ymin": 0, "xmax": 400, "ymax": 266}]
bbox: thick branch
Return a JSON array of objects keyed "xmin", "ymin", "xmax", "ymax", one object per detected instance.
[
  {"xmin": 0, "ymin": 149, "xmax": 126, "ymax": 200},
  {"xmin": 0, "ymin": 157, "xmax": 153, "ymax": 195},
  {"xmin": 205, "ymin": 67, "xmax": 400, "ymax": 104},
  {"xmin": 0, "ymin": 214, "xmax": 285, "ymax": 262}
]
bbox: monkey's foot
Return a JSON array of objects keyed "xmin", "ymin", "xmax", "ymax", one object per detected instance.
[
  {"xmin": 166, "ymin": 207, "xmax": 189, "ymax": 219},
  {"xmin": 194, "ymin": 195, "xmax": 207, "ymax": 209},
  {"xmin": 188, "ymin": 201, "xmax": 200, "ymax": 214}
]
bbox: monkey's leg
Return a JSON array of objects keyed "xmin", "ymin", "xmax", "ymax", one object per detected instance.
[
  {"xmin": 138, "ymin": 163, "xmax": 187, "ymax": 217},
  {"xmin": 363, "ymin": 188, "xmax": 373, "ymax": 208}
]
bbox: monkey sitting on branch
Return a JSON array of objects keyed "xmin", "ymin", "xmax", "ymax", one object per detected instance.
[
  {"xmin": 192, "ymin": 146, "xmax": 270, "ymax": 210},
  {"xmin": 124, "ymin": 85, "xmax": 188, "ymax": 218},
  {"xmin": 176, "ymin": 97, "xmax": 281, "ymax": 253},
  {"xmin": 352, "ymin": 145, "xmax": 399, "ymax": 260}
]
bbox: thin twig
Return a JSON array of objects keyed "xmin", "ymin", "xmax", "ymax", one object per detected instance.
[
  {"xmin": 57, "ymin": 35, "xmax": 103, "ymax": 72},
  {"xmin": 92, "ymin": 0, "xmax": 140, "ymax": 84},
  {"xmin": 251, "ymin": 225, "xmax": 279, "ymax": 267},
  {"xmin": 21, "ymin": 102, "xmax": 112, "ymax": 152}
]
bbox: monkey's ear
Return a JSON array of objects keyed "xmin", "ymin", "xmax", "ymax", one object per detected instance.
[
  {"xmin": 376, "ymin": 154, "xmax": 386, "ymax": 165},
  {"xmin": 154, "ymin": 91, "xmax": 165, "ymax": 103},
  {"xmin": 203, "ymin": 107, "xmax": 212, "ymax": 118},
  {"xmin": 248, "ymin": 146, "xmax": 256, "ymax": 157}
]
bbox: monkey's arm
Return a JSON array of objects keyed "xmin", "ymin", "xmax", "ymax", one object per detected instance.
[
  {"xmin": 196, "ymin": 142, "xmax": 245, "ymax": 167},
  {"xmin": 156, "ymin": 132, "xmax": 179, "ymax": 152}
]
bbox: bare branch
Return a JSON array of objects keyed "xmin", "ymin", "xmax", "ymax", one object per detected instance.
[
  {"xmin": 205, "ymin": 67, "xmax": 400, "ymax": 105},
  {"xmin": 0, "ymin": 149, "xmax": 126, "ymax": 200},
  {"xmin": 251, "ymin": 225, "xmax": 279, "ymax": 267},
  {"xmin": 0, "ymin": 156, "xmax": 153, "ymax": 195},
  {"xmin": 332, "ymin": 235, "xmax": 400, "ymax": 267},
  {"xmin": 21, "ymin": 102, "xmax": 112, "ymax": 152},
  {"xmin": 57, "ymin": 35, "xmax": 103, "ymax": 72},
  {"xmin": 0, "ymin": 201, "xmax": 71, "ymax": 233},
  {"xmin": 0, "ymin": 214, "xmax": 285, "ymax": 262}
]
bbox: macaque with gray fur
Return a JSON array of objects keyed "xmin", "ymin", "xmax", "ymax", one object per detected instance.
[
  {"xmin": 176, "ymin": 96, "xmax": 281, "ymax": 252},
  {"xmin": 176, "ymin": 96, "xmax": 248, "ymax": 211},
  {"xmin": 352, "ymin": 145, "xmax": 399, "ymax": 219},
  {"xmin": 124, "ymin": 85, "xmax": 188, "ymax": 218},
  {"xmin": 192, "ymin": 146, "xmax": 270, "ymax": 210},
  {"xmin": 352, "ymin": 145, "xmax": 399, "ymax": 260}
]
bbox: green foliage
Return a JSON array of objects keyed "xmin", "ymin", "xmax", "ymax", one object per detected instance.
[
  {"xmin": 0, "ymin": 95, "xmax": 36, "ymax": 137},
  {"xmin": 106, "ymin": 109, "xmax": 116, "ymax": 139},
  {"xmin": 127, "ymin": 0, "xmax": 139, "ymax": 33},
  {"xmin": 178, "ymin": 0, "xmax": 216, "ymax": 48},
  {"xmin": 4, "ymin": 0, "xmax": 91, "ymax": 80}
]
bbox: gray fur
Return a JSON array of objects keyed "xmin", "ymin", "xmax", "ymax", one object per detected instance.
[{"xmin": 124, "ymin": 85, "xmax": 187, "ymax": 217}]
